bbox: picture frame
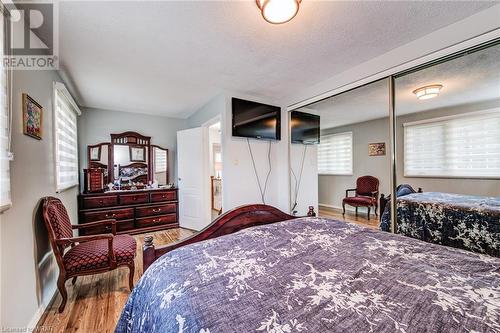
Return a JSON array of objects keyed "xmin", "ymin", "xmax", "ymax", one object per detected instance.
[
  {"xmin": 89, "ymin": 146, "xmax": 101, "ymax": 161},
  {"xmin": 22, "ymin": 93, "xmax": 43, "ymax": 140},
  {"xmin": 368, "ymin": 142, "xmax": 386, "ymax": 156},
  {"xmin": 129, "ymin": 145, "xmax": 146, "ymax": 162}
]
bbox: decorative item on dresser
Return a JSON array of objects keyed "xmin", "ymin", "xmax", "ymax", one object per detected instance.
[
  {"xmin": 83, "ymin": 168, "xmax": 105, "ymax": 193},
  {"xmin": 78, "ymin": 188, "xmax": 179, "ymax": 235}
]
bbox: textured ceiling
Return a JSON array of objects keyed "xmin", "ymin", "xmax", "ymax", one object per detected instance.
[
  {"xmin": 57, "ymin": 1, "xmax": 496, "ymax": 118},
  {"xmin": 303, "ymin": 44, "xmax": 500, "ymax": 129}
]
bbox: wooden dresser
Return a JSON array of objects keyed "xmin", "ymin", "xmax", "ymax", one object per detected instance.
[{"xmin": 78, "ymin": 188, "xmax": 178, "ymax": 235}]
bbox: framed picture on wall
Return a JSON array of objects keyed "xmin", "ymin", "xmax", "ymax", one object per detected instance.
[
  {"xmin": 129, "ymin": 145, "xmax": 146, "ymax": 162},
  {"xmin": 22, "ymin": 93, "xmax": 43, "ymax": 140},
  {"xmin": 368, "ymin": 142, "xmax": 386, "ymax": 156}
]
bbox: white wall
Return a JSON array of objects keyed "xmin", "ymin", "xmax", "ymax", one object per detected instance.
[
  {"xmin": 221, "ymin": 94, "xmax": 290, "ymax": 212},
  {"xmin": 78, "ymin": 107, "xmax": 187, "ymax": 187},
  {"xmin": 186, "ymin": 93, "xmax": 291, "ymax": 214},
  {"xmin": 319, "ymin": 117, "xmax": 391, "ymax": 213},
  {"xmin": 0, "ymin": 70, "xmax": 78, "ymax": 329}
]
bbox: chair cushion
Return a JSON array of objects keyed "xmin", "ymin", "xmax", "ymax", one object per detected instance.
[
  {"xmin": 63, "ymin": 235, "xmax": 137, "ymax": 273},
  {"xmin": 343, "ymin": 196, "xmax": 375, "ymax": 206}
]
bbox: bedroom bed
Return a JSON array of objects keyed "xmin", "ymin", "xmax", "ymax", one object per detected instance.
[
  {"xmin": 116, "ymin": 205, "xmax": 500, "ymax": 333},
  {"xmin": 380, "ymin": 190, "xmax": 500, "ymax": 257}
]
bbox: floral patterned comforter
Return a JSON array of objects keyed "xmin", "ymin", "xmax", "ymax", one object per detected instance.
[
  {"xmin": 116, "ymin": 217, "xmax": 500, "ymax": 333},
  {"xmin": 398, "ymin": 192, "xmax": 500, "ymax": 257}
]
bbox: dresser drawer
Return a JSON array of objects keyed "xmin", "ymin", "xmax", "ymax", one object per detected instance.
[
  {"xmin": 135, "ymin": 204, "xmax": 177, "ymax": 218},
  {"xmin": 82, "ymin": 195, "xmax": 118, "ymax": 209},
  {"xmin": 150, "ymin": 191, "xmax": 177, "ymax": 202},
  {"xmin": 82, "ymin": 219, "xmax": 134, "ymax": 235},
  {"xmin": 117, "ymin": 219, "xmax": 135, "ymax": 232},
  {"xmin": 135, "ymin": 214, "xmax": 177, "ymax": 228},
  {"xmin": 82, "ymin": 208, "xmax": 134, "ymax": 223},
  {"xmin": 119, "ymin": 193, "xmax": 149, "ymax": 205}
]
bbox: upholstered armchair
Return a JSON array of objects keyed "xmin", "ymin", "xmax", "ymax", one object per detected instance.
[
  {"xmin": 342, "ymin": 176, "xmax": 380, "ymax": 219},
  {"xmin": 42, "ymin": 197, "xmax": 137, "ymax": 312}
]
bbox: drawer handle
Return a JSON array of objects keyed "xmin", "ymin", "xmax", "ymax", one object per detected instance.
[
  {"xmin": 99, "ymin": 200, "xmax": 104, "ymax": 204},
  {"xmin": 153, "ymin": 208, "xmax": 161, "ymax": 213},
  {"xmin": 133, "ymin": 196, "xmax": 138, "ymax": 200},
  {"xmin": 105, "ymin": 226, "xmax": 111, "ymax": 231},
  {"xmin": 106, "ymin": 213, "xmax": 116, "ymax": 218},
  {"xmin": 153, "ymin": 219, "xmax": 160, "ymax": 223}
]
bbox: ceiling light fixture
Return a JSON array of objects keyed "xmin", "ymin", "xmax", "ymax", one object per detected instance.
[
  {"xmin": 256, "ymin": 0, "xmax": 301, "ymax": 24},
  {"xmin": 413, "ymin": 84, "xmax": 443, "ymax": 100}
]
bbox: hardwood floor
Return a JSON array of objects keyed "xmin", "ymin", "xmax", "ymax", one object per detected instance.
[
  {"xmin": 319, "ymin": 206, "xmax": 380, "ymax": 229},
  {"xmin": 36, "ymin": 228, "xmax": 194, "ymax": 333}
]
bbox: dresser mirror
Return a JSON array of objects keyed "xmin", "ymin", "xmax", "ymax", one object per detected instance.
[
  {"xmin": 85, "ymin": 131, "xmax": 171, "ymax": 192},
  {"xmin": 87, "ymin": 143, "xmax": 109, "ymax": 183},
  {"xmin": 113, "ymin": 144, "xmax": 149, "ymax": 185},
  {"xmin": 152, "ymin": 145, "xmax": 169, "ymax": 186}
]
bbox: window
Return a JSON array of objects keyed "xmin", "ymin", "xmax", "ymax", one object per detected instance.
[
  {"xmin": 54, "ymin": 82, "xmax": 81, "ymax": 192},
  {"xmin": 0, "ymin": 5, "xmax": 12, "ymax": 211},
  {"xmin": 404, "ymin": 110, "xmax": 500, "ymax": 178},
  {"xmin": 318, "ymin": 132, "xmax": 353, "ymax": 175}
]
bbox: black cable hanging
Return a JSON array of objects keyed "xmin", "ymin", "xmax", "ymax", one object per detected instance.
[
  {"xmin": 247, "ymin": 138, "xmax": 272, "ymax": 204},
  {"xmin": 291, "ymin": 144, "xmax": 307, "ymax": 213}
]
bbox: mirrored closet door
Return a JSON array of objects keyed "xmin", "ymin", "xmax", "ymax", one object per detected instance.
[
  {"xmin": 390, "ymin": 41, "xmax": 500, "ymax": 255},
  {"xmin": 289, "ymin": 78, "xmax": 391, "ymax": 226}
]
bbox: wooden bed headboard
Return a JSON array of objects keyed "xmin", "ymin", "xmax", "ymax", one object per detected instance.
[{"xmin": 143, "ymin": 204, "xmax": 296, "ymax": 271}]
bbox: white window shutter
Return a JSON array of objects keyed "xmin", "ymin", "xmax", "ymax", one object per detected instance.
[
  {"xmin": 404, "ymin": 110, "xmax": 500, "ymax": 178},
  {"xmin": 54, "ymin": 84, "xmax": 80, "ymax": 192},
  {"xmin": 318, "ymin": 132, "xmax": 353, "ymax": 175}
]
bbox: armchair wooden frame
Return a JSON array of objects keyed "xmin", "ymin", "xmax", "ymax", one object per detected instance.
[
  {"xmin": 42, "ymin": 197, "xmax": 135, "ymax": 313},
  {"xmin": 342, "ymin": 176, "xmax": 380, "ymax": 219}
]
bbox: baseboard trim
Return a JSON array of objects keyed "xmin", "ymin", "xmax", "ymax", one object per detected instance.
[
  {"xmin": 27, "ymin": 288, "xmax": 57, "ymax": 331},
  {"xmin": 319, "ymin": 203, "xmax": 375, "ymax": 216},
  {"xmin": 318, "ymin": 203, "xmax": 340, "ymax": 210}
]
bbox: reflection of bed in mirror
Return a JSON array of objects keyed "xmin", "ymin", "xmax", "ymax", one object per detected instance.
[
  {"xmin": 380, "ymin": 188, "xmax": 500, "ymax": 257},
  {"xmin": 118, "ymin": 162, "xmax": 148, "ymax": 184}
]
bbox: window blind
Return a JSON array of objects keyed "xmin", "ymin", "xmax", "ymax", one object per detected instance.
[
  {"xmin": 318, "ymin": 132, "xmax": 353, "ymax": 175},
  {"xmin": 155, "ymin": 149, "xmax": 167, "ymax": 173},
  {"xmin": 54, "ymin": 85, "xmax": 80, "ymax": 192},
  {"xmin": 404, "ymin": 110, "xmax": 500, "ymax": 178},
  {"xmin": 0, "ymin": 6, "xmax": 12, "ymax": 211}
]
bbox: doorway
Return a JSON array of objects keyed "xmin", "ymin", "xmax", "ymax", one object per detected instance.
[{"xmin": 208, "ymin": 121, "xmax": 222, "ymax": 220}]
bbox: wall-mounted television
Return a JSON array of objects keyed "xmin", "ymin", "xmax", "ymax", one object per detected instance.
[
  {"xmin": 290, "ymin": 111, "xmax": 320, "ymax": 145},
  {"xmin": 232, "ymin": 98, "xmax": 281, "ymax": 140}
]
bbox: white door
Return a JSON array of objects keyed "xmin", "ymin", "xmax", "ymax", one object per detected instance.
[{"xmin": 177, "ymin": 127, "xmax": 211, "ymax": 231}]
